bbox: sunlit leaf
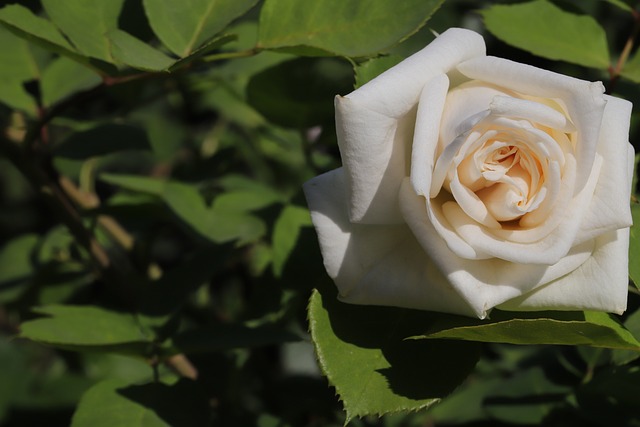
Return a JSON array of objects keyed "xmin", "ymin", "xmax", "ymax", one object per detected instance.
[
  {"xmin": 143, "ymin": 0, "xmax": 257, "ymax": 57},
  {"xmin": 41, "ymin": 0, "xmax": 125, "ymax": 62},
  {"xmin": 258, "ymin": 0, "xmax": 445, "ymax": 57},
  {"xmin": 413, "ymin": 310, "xmax": 640, "ymax": 350},
  {"xmin": 100, "ymin": 174, "xmax": 266, "ymax": 244},
  {"xmin": 308, "ymin": 286, "xmax": 480, "ymax": 421},
  {"xmin": 108, "ymin": 29, "xmax": 175, "ymax": 71},
  {"xmin": 20, "ymin": 305, "xmax": 152, "ymax": 349},
  {"xmin": 71, "ymin": 379, "xmax": 209, "ymax": 427},
  {"xmin": 0, "ymin": 4, "xmax": 83, "ymax": 62},
  {"xmin": 482, "ymin": 0, "xmax": 610, "ymax": 69},
  {"xmin": 354, "ymin": 55, "xmax": 403, "ymax": 89}
]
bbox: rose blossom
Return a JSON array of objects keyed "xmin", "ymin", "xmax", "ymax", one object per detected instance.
[{"xmin": 303, "ymin": 28, "xmax": 635, "ymax": 319}]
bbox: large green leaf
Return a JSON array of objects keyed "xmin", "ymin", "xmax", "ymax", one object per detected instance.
[
  {"xmin": 143, "ymin": 0, "xmax": 257, "ymax": 57},
  {"xmin": 622, "ymin": 49, "xmax": 640, "ymax": 83},
  {"xmin": 271, "ymin": 205, "xmax": 312, "ymax": 277},
  {"xmin": 107, "ymin": 29, "xmax": 235, "ymax": 72},
  {"xmin": 100, "ymin": 174, "xmax": 265, "ymax": 244},
  {"xmin": 41, "ymin": 57, "xmax": 102, "ymax": 106},
  {"xmin": 71, "ymin": 379, "xmax": 210, "ymax": 427},
  {"xmin": 481, "ymin": 0, "xmax": 610, "ymax": 69},
  {"xmin": 412, "ymin": 310, "xmax": 640, "ymax": 350},
  {"xmin": 257, "ymin": 0, "xmax": 444, "ymax": 57},
  {"xmin": 41, "ymin": 0, "xmax": 125, "ymax": 62},
  {"xmin": 354, "ymin": 55, "xmax": 403, "ymax": 89},
  {"xmin": 0, "ymin": 24, "xmax": 47, "ymax": 81},
  {"xmin": 630, "ymin": 203, "xmax": 640, "ymax": 286},
  {"xmin": 308, "ymin": 286, "xmax": 480, "ymax": 421},
  {"xmin": 0, "ymin": 4, "xmax": 83, "ymax": 62},
  {"xmin": 20, "ymin": 305, "xmax": 152, "ymax": 349},
  {"xmin": 108, "ymin": 29, "xmax": 175, "ymax": 72}
]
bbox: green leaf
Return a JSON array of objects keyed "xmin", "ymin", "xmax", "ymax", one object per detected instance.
[
  {"xmin": 41, "ymin": 0, "xmax": 125, "ymax": 62},
  {"xmin": 412, "ymin": 310, "xmax": 640, "ymax": 350},
  {"xmin": 211, "ymin": 189, "xmax": 283, "ymax": 213},
  {"xmin": 143, "ymin": 0, "xmax": 258, "ymax": 57},
  {"xmin": 630, "ymin": 203, "xmax": 640, "ymax": 286},
  {"xmin": 247, "ymin": 57, "xmax": 353, "ymax": 128},
  {"xmin": 108, "ymin": 29, "xmax": 175, "ymax": 72},
  {"xmin": 308, "ymin": 286, "xmax": 480, "ymax": 421},
  {"xmin": 41, "ymin": 57, "xmax": 102, "ymax": 106},
  {"xmin": 0, "ymin": 24, "xmax": 47, "ymax": 81},
  {"xmin": 168, "ymin": 33, "xmax": 237, "ymax": 71},
  {"xmin": 0, "ymin": 79, "xmax": 37, "ymax": 114},
  {"xmin": 481, "ymin": 0, "xmax": 610, "ymax": 69},
  {"xmin": 612, "ymin": 307, "xmax": 640, "ymax": 364},
  {"xmin": 54, "ymin": 124, "xmax": 151, "ymax": 160},
  {"xmin": 354, "ymin": 55, "xmax": 403, "ymax": 89},
  {"xmin": 0, "ymin": 4, "xmax": 83, "ymax": 62},
  {"xmin": 483, "ymin": 367, "xmax": 570, "ymax": 424},
  {"xmin": 601, "ymin": 0, "xmax": 635, "ymax": 12},
  {"xmin": 100, "ymin": 174, "xmax": 266, "ymax": 244},
  {"xmin": 272, "ymin": 205, "xmax": 312, "ymax": 277},
  {"xmin": 257, "ymin": 0, "xmax": 444, "ymax": 57},
  {"xmin": 20, "ymin": 305, "xmax": 152, "ymax": 349},
  {"xmin": 622, "ymin": 50, "xmax": 640, "ymax": 83},
  {"xmin": 71, "ymin": 379, "xmax": 210, "ymax": 427}
]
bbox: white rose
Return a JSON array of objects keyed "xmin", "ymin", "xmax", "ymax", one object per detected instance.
[{"xmin": 303, "ymin": 28, "xmax": 635, "ymax": 319}]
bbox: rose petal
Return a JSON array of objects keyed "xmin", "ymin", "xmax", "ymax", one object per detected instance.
[
  {"xmin": 443, "ymin": 154, "xmax": 601, "ymax": 264},
  {"xmin": 489, "ymin": 96, "xmax": 576, "ymax": 132},
  {"xmin": 498, "ymin": 228, "xmax": 629, "ymax": 314},
  {"xmin": 574, "ymin": 95, "xmax": 634, "ymax": 243},
  {"xmin": 338, "ymin": 29, "xmax": 486, "ymax": 225},
  {"xmin": 348, "ymin": 28, "xmax": 486, "ymax": 118},
  {"xmin": 303, "ymin": 168, "xmax": 477, "ymax": 317},
  {"xmin": 399, "ymin": 179, "xmax": 595, "ymax": 318},
  {"xmin": 410, "ymin": 73, "xmax": 449, "ymax": 197},
  {"xmin": 457, "ymin": 56, "xmax": 606, "ymax": 194},
  {"xmin": 336, "ymin": 96, "xmax": 411, "ymax": 224}
]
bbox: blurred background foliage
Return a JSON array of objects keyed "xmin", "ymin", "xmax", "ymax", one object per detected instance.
[{"xmin": 0, "ymin": 0, "xmax": 639, "ymax": 426}]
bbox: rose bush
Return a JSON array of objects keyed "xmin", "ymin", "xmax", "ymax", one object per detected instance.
[{"xmin": 303, "ymin": 28, "xmax": 635, "ymax": 318}]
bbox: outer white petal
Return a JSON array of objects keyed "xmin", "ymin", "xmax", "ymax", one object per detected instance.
[
  {"xmin": 336, "ymin": 96, "xmax": 410, "ymax": 224},
  {"xmin": 498, "ymin": 228, "xmax": 629, "ymax": 314},
  {"xmin": 399, "ymin": 179, "xmax": 594, "ymax": 318},
  {"xmin": 348, "ymin": 28, "xmax": 486, "ymax": 118},
  {"xmin": 338, "ymin": 28, "xmax": 486, "ymax": 224},
  {"xmin": 575, "ymin": 96, "xmax": 634, "ymax": 243},
  {"xmin": 303, "ymin": 168, "xmax": 477, "ymax": 317},
  {"xmin": 457, "ymin": 56, "xmax": 606, "ymax": 194}
]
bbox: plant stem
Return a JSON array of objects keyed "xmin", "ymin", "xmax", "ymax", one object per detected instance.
[{"xmin": 607, "ymin": 8, "xmax": 640, "ymax": 94}]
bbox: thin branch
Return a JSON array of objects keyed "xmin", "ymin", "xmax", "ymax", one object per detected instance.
[{"xmin": 607, "ymin": 9, "xmax": 640, "ymax": 94}]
